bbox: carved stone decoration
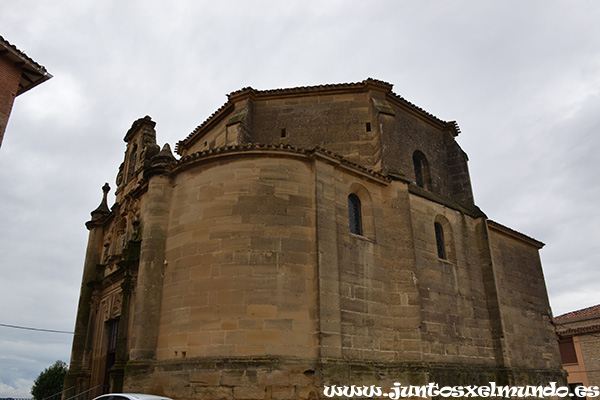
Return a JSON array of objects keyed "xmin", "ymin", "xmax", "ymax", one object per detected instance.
[
  {"xmin": 99, "ymin": 290, "xmax": 123, "ymax": 322},
  {"xmin": 123, "ymin": 197, "xmax": 141, "ymax": 225},
  {"xmin": 102, "ymin": 242, "xmax": 110, "ymax": 264},
  {"xmin": 110, "ymin": 291, "xmax": 123, "ymax": 319},
  {"xmin": 116, "ymin": 162, "xmax": 124, "ymax": 187},
  {"xmin": 140, "ymin": 142, "xmax": 160, "ymax": 169},
  {"xmin": 100, "ymin": 298, "xmax": 109, "ymax": 321},
  {"xmin": 89, "ymin": 291, "xmax": 101, "ymax": 314}
]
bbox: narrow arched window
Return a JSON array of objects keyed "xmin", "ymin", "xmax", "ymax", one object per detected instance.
[
  {"xmin": 413, "ymin": 150, "xmax": 431, "ymax": 189},
  {"xmin": 348, "ymin": 194, "xmax": 362, "ymax": 235},
  {"xmin": 434, "ymin": 222, "xmax": 446, "ymax": 259}
]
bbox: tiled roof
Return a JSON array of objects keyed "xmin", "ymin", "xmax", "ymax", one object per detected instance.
[
  {"xmin": 0, "ymin": 35, "xmax": 52, "ymax": 95},
  {"xmin": 556, "ymin": 323, "xmax": 600, "ymax": 337},
  {"xmin": 554, "ymin": 304, "xmax": 600, "ymax": 324},
  {"xmin": 176, "ymin": 78, "xmax": 461, "ymax": 155},
  {"xmin": 175, "ymin": 102, "xmax": 234, "ymax": 154},
  {"xmin": 172, "ymin": 143, "xmax": 391, "ymax": 184},
  {"xmin": 227, "ymin": 78, "xmax": 391, "ymax": 100}
]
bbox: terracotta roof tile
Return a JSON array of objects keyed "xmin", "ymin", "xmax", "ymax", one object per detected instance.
[
  {"xmin": 554, "ymin": 304, "xmax": 600, "ymax": 324},
  {"xmin": 0, "ymin": 35, "xmax": 47, "ymax": 71},
  {"xmin": 0, "ymin": 35, "xmax": 52, "ymax": 95},
  {"xmin": 173, "ymin": 143, "xmax": 390, "ymax": 183},
  {"xmin": 556, "ymin": 323, "xmax": 600, "ymax": 337}
]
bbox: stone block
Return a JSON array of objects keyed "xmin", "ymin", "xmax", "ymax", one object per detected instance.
[
  {"xmin": 271, "ymin": 386, "xmax": 296, "ymax": 400},
  {"xmin": 235, "ymin": 344, "xmax": 266, "ymax": 356},
  {"xmin": 279, "ymin": 331, "xmax": 314, "ymax": 347},
  {"xmin": 168, "ymin": 333, "xmax": 188, "ymax": 348},
  {"xmin": 188, "ymin": 332, "xmax": 211, "ymax": 346},
  {"xmin": 221, "ymin": 369, "xmax": 258, "ymax": 386},
  {"xmin": 264, "ymin": 319, "xmax": 293, "ymax": 331},
  {"xmin": 221, "ymin": 319, "xmax": 238, "ymax": 330},
  {"xmin": 204, "ymin": 344, "xmax": 235, "ymax": 356},
  {"xmin": 257, "ymin": 369, "xmax": 291, "ymax": 386},
  {"xmin": 225, "ymin": 330, "xmax": 246, "ymax": 345},
  {"xmin": 209, "ymin": 290, "xmax": 243, "ymax": 306},
  {"xmin": 246, "ymin": 304, "xmax": 278, "ymax": 319},
  {"xmin": 233, "ymin": 385, "xmax": 266, "ymax": 399},
  {"xmin": 190, "ymin": 370, "xmax": 221, "ymax": 386},
  {"xmin": 193, "ymin": 385, "xmax": 233, "ymax": 400},
  {"xmin": 238, "ymin": 319, "xmax": 264, "ymax": 330},
  {"xmin": 246, "ymin": 330, "xmax": 280, "ymax": 345}
]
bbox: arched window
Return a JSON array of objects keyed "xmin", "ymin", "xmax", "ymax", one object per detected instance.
[
  {"xmin": 434, "ymin": 222, "xmax": 446, "ymax": 259},
  {"xmin": 413, "ymin": 150, "xmax": 431, "ymax": 189},
  {"xmin": 348, "ymin": 194, "xmax": 362, "ymax": 235},
  {"xmin": 434, "ymin": 215, "xmax": 456, "ymax": 263}
]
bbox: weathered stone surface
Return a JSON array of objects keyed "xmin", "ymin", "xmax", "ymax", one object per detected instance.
[{"xmin": 67, "ymin": 80, "xmax": 563, "ymax": 399}]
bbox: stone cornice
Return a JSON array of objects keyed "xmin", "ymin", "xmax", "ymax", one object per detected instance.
[
  {"xmin": 408, "ymin": 184, "xmax": 486, "ymax": 218},
  {"xmin": 486, "ymin": 220, "xmax": 544, "ymax": 249},
  {"xmin": 556, "ymin": 323, "xmax": 600, "ymax": 337},
  {"xmin": 227, "ymin": 78, "xmax": 392, "ymax": 102},
  {"xmin": 176, "ymin": 78, "xmax": 460, "ymax": 154},
  {"xmin": 171, "ymin": 143, "xmax": 391, "ymax": 186}
]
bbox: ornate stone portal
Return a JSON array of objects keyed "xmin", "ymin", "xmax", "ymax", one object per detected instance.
[{"xmin": 65, "ymin": 79, "xmax": 564, "ymax": 400}]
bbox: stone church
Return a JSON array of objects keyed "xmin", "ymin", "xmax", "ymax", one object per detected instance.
[{"xmin": 65, "ymin": 78, "xmax": 563, "ymax": 399}]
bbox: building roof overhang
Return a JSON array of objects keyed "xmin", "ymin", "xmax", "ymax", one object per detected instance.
[
  {"xmin": 176, "ymin": 78, "xmax": 461, "ymax": 155},
  {"xmin": 0, "ymin": 35, "xmax": 52, "ymax": 96},
  {"xmin": 172, "ymin": 143, "xmax": 391, "ymax": 186},
  {"xmin": 554, "ymin": 304, "xmax": 600, "ymax": 324},
  {"xmin": 486, "ymin": 219, "xmax": 545, "ymax": 249},
  {"xmin": 556, "ymin": 323, "xmax": 600, "ymax": 337}
]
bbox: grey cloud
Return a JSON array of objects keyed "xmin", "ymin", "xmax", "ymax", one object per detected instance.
[{"xmin": 0, "ymin": 0, "xmax": 599, "ymax": 395}]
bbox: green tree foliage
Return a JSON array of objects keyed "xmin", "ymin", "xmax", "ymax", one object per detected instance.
[{"xmin": 31, "ymin": 360, "xmax": 68, "ymax": 400}]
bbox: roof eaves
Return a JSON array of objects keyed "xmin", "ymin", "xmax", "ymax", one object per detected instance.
[
  {"xmin": 554, "ymin": 304, "xmax": 600, "ymax": 324},
  {"xmin": 385, "ymin": 91, "xmax": 461, "ymax": 136},
  {"xmin": 487, "ymin": 220, "xmax": 545, "ymax": 248},
  {"xmin": 177, "ymin": 78, "xmax": 461, "ymax": 153},
  {"xmin": 0, "ymin": 35, "xmax": 52, "ymax": 96},
  {"xmin": 174, "ymin": 143, "xmax": 390, "ymax": 185},
  {"xmin": 556, "ymin": 323, "xmax": 600, "ymax": 337},
  {"xmin": 175, "ymin": 101, "xmax": 235, "ymax": 155},
  {"xmin": 227, "ymin": 79, "xmax": 375, "ymax": 100},
  {"xmin": 177, "ymin": 79, "xmax": 384, "ymax": 154}
]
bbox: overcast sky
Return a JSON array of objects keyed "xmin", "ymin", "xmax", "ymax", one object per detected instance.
[{"xmin": 1, "ymin": 1, "xmax": 599, "ymax": 397}]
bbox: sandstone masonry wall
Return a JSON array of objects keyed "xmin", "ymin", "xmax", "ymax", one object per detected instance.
[
  {"xmin": 487, "ymin": 224, "xmax": 562, "ymax": 370},
  {"xmin": 159, "ymin": 156, "xmax": 318, "ymax": 359},
  {"xmin": 247, "ymin": 93, "xmax": 377, "ymax": 169},
  {"xmin": 409, "ymin": 194, "xmax": 497, "ymax": 365},
  {"xmin": 379, "ymin": 103, "xmax": 474, "ymax": 207},
  {"xmin": 69, "ymin": 80, "xmax": 565, "ymax": 399},
  {"xmin": 335, "ymin": 176, "xmax": 423, "ymax": 362}
]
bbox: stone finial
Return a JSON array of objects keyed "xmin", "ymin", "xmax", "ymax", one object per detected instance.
[
  {"xmin": 90, "ymin": 183, "xmax": 111, "ymax": 220},
  {"xmin": 151, "ymin": 143, "xmax": 176, "ymax": 167}
]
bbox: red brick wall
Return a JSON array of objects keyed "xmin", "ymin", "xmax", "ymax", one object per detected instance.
[{"xmin": 0, "ymin": 56, "xmax": 23, "ymax": 147}]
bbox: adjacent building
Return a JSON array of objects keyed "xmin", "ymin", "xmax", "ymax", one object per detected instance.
[
  {"xmin": 0, "ymin": 35, "xmax": 52, "ymax": 148},
  {"xmin": 555, "ymin": 305, "xmax": 600, "ymax": 395},
  {"xmin": 65, "ymin": 79, "xmax": 564, "ymax": 399}
]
